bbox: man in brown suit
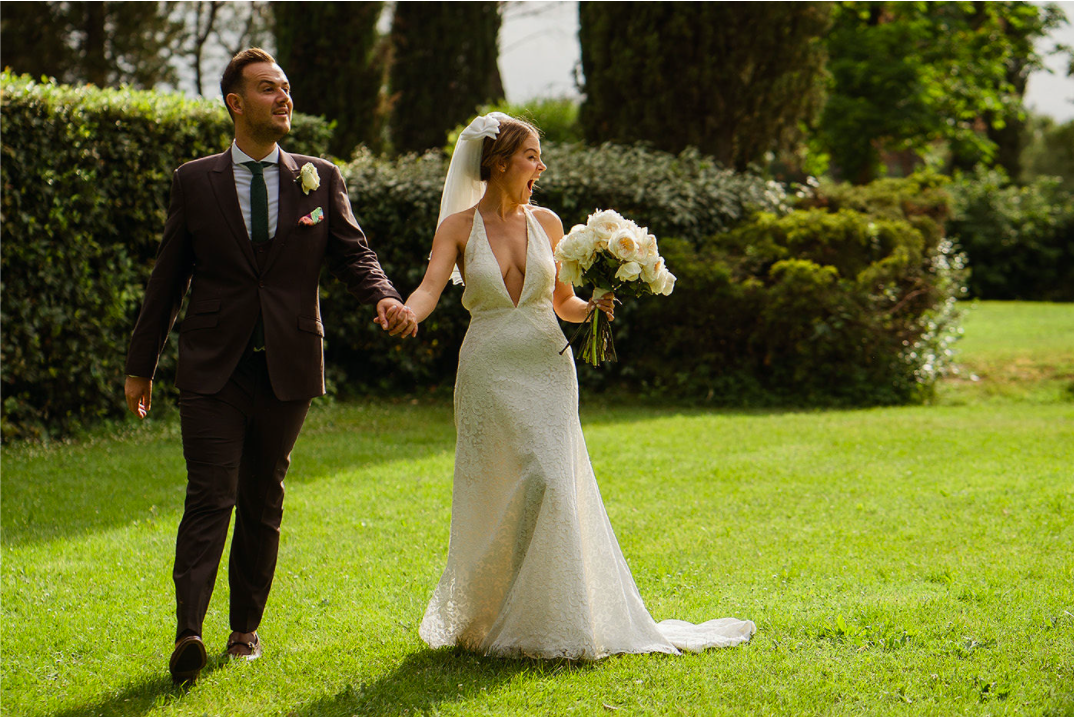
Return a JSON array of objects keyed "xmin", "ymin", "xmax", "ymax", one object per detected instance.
[{"xmin": 123, "ymin": 48, "xmax": 415, "ymax": 683}]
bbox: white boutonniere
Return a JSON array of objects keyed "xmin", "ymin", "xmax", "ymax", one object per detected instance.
[{"xmin": 298, "ymin": 163, "xmax": 320, "ymax": 195}]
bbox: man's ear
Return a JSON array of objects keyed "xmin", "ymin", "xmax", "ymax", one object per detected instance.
[{"xmin": 226, "ymin": 92, "xmax": 243, "ymax": 117}]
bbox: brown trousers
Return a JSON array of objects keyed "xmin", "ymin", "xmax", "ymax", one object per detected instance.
[{"xmin": 173, "ymin": 241, "xmax": 311, "ymax": 638}]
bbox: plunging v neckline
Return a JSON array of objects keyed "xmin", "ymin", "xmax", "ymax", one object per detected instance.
[{"xmin": 476, "ymin": 208, "xmax": 530, "ymax": 309}]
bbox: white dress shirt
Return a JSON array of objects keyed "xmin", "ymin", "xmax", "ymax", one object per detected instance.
[{"xmin": 231, "ymin": 142, "xmax": 281, "ymax": 241}]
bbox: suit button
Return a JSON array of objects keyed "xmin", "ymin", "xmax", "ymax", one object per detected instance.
[{"xmin": 258, "ymin": 281, "xmax": 264, "ymax": 288}]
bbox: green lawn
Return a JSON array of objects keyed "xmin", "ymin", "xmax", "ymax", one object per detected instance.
[
  {"xmin": 2, "ymin": 301, "xmax": 1072, "ymax": 716},
  {"xmin": 940, "ymin": 300, "xmax": 1074, "ymax": 404}
]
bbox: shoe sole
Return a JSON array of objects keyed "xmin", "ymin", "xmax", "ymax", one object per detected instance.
[{"xmin": 170, "ymin": 637, "xmax": 208, "ymax": 684}]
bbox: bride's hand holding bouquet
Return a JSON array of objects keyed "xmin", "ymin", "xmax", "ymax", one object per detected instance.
[{"xmin": 555, "ymin": 209, "xmax": 676, "ymax": 366}]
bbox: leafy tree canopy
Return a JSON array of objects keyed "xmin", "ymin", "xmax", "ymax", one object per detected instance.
[{"xmin": 817, "ymin": 1, "xmax": 1069, "ymax": 184}]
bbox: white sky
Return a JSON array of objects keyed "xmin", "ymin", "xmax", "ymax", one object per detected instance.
[
  {"xmin": 1024, "ymin": 1, "xmax": 1074, "ymax": 121},
  {"xmin": 499, "ymin": 1, "xmax": 581, "ymax": 101},
  {"xmin": 498, "ymin": 0, "xmax": 1074, "ymax": 121}
]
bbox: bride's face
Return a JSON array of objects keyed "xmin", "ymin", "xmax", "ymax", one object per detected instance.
[{"xmin": 497, "ymin": 134, "xmax": 546, "ymax": 204}]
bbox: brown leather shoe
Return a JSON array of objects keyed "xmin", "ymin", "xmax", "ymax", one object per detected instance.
[
  {"xmin": 225, "ymin": 633, "xmax": 262, "ymax": 661},
  {"xmin": 169, "ymin": 634, "xmax": 207, "ymax": 684}
]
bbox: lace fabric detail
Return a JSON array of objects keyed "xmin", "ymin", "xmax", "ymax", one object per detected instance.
[{"xmin": 418, "ymin": 207, "xmax": 755, "ymax": 660}]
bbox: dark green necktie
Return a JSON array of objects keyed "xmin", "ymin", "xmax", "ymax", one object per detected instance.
[
  {"xmin": 242, "ymin": 160, "xmax": 273, "ymax": 350},
  {"xmin": 241, "ymin": 160, "xmax": 273, "ymax": 243}
]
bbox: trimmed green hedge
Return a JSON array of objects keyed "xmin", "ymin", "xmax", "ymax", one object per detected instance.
[{"xmin": 0, "ymin": 72, "xmax": 332, "ymax": 439}]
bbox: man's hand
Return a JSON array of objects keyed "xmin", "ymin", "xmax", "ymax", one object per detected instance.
[
  {"xmin": 374, "ymin": 298, "xmax": 418, "ymax": 338},
  {"xmin": 125, "ymin": 376, "xmax": 153, "ymax": 419}
]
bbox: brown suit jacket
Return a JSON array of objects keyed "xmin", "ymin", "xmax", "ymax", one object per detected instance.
[{"xmin": 125, "ymin": 148, "xmax": 402, "ymax": 401}]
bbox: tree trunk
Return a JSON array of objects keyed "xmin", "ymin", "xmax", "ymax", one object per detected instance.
[{"xmin": 83, "ymin": 2, "xmax": 108, "ymax": 86}]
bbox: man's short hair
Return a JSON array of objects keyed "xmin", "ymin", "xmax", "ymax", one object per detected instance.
[{"xmin": 220, "ymin": 48, "xmax": 277, "ymax": 120}]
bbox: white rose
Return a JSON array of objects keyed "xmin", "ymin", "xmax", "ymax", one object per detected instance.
[
  {"xmin": 588, "ymin": 209, "xmax": 625, "ymax": 244},
  {"xmin": 554, "ymin": 233, "xmax": 587, "ymax": 263},
  {"xmin": 639, "ymin": 232, "xmax": 659, "ymax": 259},
  {"xmin": 615, "ymin": 261, "xmax": 643, "ymax": 282},
  {"xmin": 641, "ymin": 256, "xmax": 665, "ymax": 284},
  {"xmin": 655, "ymin": 269, "xmax": 677, "ymax": 295},
  {"xmin": 575, "ymin": 227, "xmax": 607, "ymax": 257},
  {"xmin": 558, "ymin": 259, "xmax": 584, "ymax": 286},
  {"xmin": 563, "ymin": 230, "xmax": 604, "ymax": 271},
  {"xmin": 631, "ymin": 226, "xmax": 649, "ymax": 250},
  {"xmin": 608, "ymin": 229, "xmax": 641, "ymax": 262},
  {"xmin": 299, "ymin": 162, "xmax": 320, "ymax": 195}
]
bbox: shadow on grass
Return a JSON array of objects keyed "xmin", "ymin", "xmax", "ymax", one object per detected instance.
[
  {"xmin": 44, "ymin": 655, "xmax": 232, "ymax": 717},
  {"xmin": 289, "ymin": 647, "xmax": 598, "ymax": 717},
  {"xmin": 1, "ymin": 401, "xmax": 456, "ymax": 547},
  {"xmin": 2, "ymin": 395, "xmax": 892, "ymax": 549}
]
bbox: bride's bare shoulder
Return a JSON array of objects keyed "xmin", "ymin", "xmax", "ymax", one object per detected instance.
[
  {"xmin": 529, "ymin": 206, "xmax": 564, "ymax": 241},
  {"xmin": 436, "ymin": 208, "xmax": 478, "ymax": 242}
]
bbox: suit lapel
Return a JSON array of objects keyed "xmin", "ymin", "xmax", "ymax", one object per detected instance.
[
  {"xmin": 263, "ymin": 150, "xmax": 301, "ymax": 275},
  {"xmin": 208, "ymin": 151, "xmax": 257, "ymax": 271}
]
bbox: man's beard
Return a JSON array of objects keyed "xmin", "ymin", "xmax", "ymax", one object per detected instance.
[{"xmin": 252, "ymin": 115, "xmax": 290, "ymax": 144}]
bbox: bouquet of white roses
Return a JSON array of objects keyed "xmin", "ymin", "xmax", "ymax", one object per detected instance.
[{"xmin": 554, "ymin": 209, "xmax": 676, "ymax": 366}]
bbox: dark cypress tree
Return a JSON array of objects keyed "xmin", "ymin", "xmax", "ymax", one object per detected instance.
[
  {"xmin": 274, "ymin": 1, "xmax": 385, "ymax": 157},
  {"xmin": 0, "ymin": 0, "xmax": 182, "ymax": 89},
  {"xmin": 578, "ymin": 2, "xmax": 830, "ymax": 170},
  {"xmin": 389, "ymin": 2, "xmax": 504, "ymax": 153}
]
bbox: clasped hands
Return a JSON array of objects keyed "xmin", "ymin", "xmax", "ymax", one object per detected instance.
[{"xmin": 375, "ymin": 298, "xmax": 419, "ymax": 337}]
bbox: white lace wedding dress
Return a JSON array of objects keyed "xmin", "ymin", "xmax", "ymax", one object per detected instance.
[{"xmin": 418, "ymin": 207, "xmax": 756, "ymax": 660}]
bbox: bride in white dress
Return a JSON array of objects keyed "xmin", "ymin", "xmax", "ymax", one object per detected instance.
[{"xmin": 400, "ymin": 113, "xmax": 755, "ymax": 660}]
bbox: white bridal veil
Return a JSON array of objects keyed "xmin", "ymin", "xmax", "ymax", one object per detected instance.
[{"xmin": 437, "ymin": 112, "xmax": 511, "ymax": 285}]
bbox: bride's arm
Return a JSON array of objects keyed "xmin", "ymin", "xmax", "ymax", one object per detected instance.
[
  {"xmin": 534, "ymin": 208, "xmax": 614, "ymax": 324},
  {"xmin": 402, "ymin": 214, "xmax": 468, "ymax": 336}
]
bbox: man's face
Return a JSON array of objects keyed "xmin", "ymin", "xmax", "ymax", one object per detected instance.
[{"xmin": 232, "ymin": 62, "xmax": 292, "ymax": 139}]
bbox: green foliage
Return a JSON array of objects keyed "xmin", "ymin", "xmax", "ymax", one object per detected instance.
[
  {"xmin": 0, "ymin": 1, "xmax": 184, "ymax": 88},
  {"xmin": 818, "ymin": 1, "xmax": 1068, "ymax": 184},
  {"xmin": 274, "ymin": 1, "xmax": 386, "ymax": 157},
  {"xmin": 537, "ymin": 144, "xmax": 791, "ymax": 243},
  {"xmin": 449, "ymin": 97, "xmax": 583, "ymax": 146},
  {"xmin": 799, "ymin": 170, "xmax": 953, "ymax": 242},
  {"xmin": 0, "ymin": 72, "xmax": 332, "ymax": 440},
  {"xmin": 623, "ymin": 177, "xmax": 967, "ymax": 406},
  {"xmin": 325, "ymin": 143, "xmax": 787, "ymax": 394},
  {"xmin": 579, "ymin": 2, "xmax": 830, "ymax": 170},
  {"xmin": 388, "ymin": 2, "xmax": 504, "ymax": 153},
  {"xmin": 1022, "ymin": 115, "xmax": 1074, "ymax": 190},
  {"xmin": 947, "ymin": 166, "xmax": 1074, "ymax": 301}
]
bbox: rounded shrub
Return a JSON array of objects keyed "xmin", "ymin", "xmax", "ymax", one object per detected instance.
[
  {"xmin": 623, "ymin": 203, "xmax": 966, "ymax": 406},
  {"xmin": 947, "ymin": 166, "xmax": 1074, "ymax": 301}
]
